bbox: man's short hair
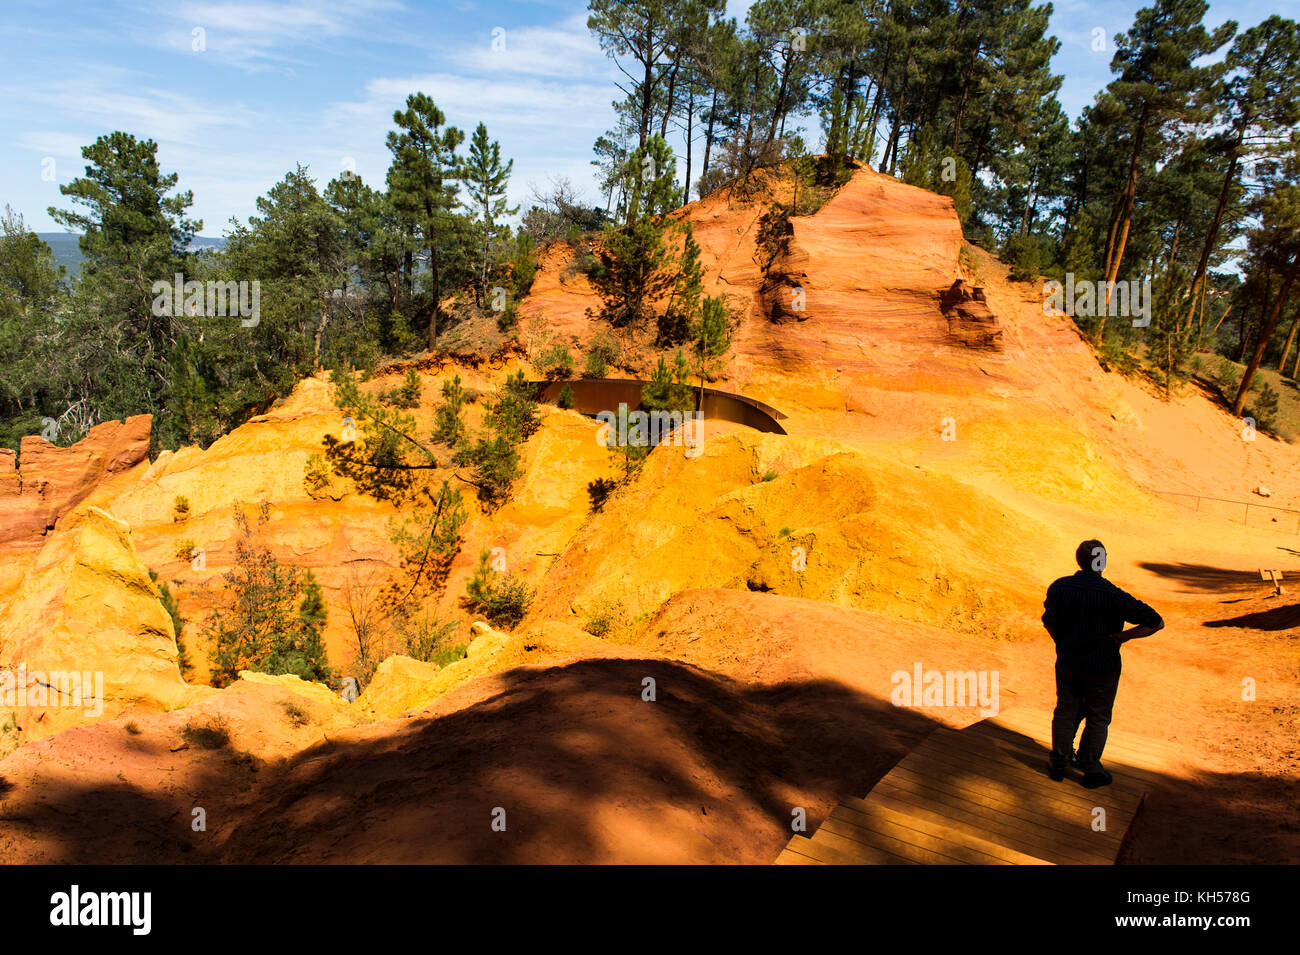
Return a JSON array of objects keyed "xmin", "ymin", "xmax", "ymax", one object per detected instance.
[{"xmin": 1076, "ymin": 539, "xmax": 1106, "ymax": 572}]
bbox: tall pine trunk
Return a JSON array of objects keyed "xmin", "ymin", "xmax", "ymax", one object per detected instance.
[
  {"xmin": 684, "ymin": 87, "xmax": 694, "ymax": 206},
  {"xmin": 1184, "ymin": 135, "xmax": 1241, "ymax": 331},
  {"xmin": 701, "ymin": 87, "xmax": 718, "ymax": 190},
  {"xmin": 1278, "ymin": 309, "xmax": 1300, "ymax": 373},
  {"xmin": 1232, "ymin": 255, "xmax": 1299, "ymax": 415},
  {"xmin": 1100, "ymin": 104, "xmax": 1151, "ymax": 340}
]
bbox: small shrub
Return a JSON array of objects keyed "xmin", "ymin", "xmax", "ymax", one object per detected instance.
[
  {"xmin": 557, "ymin": 383, "xmax": 575, "ymax": 409},
  {"xmin": 463, "ymin": 548, "xmax": 496, "ymax": 611},
  {"xmin": 150, "ymin": 569, "xmax": 191, "ymax": 679},
  {"xmin": 497, "ymin": 299, "xmax": 519, "ymax": 332},
  {"xmin": 462, "ymin": 549, "xmax": 534, "ymax": 629},
  {"xmin": 1216, "ymin": 357, "xmax": 1241, "ymax": 399},
  {"xmin": 480, "ymin": 576, "xmax": 534, "ymax": 629},
  {"xmin": 487, "ymin": 371, "xmax": 541, "ymax": 444},
  {"xmin": 582, "ymin": 597, "xmax": 625, "ymax": 638},
  {"xmin": 433, "ymin": 375, "xmax": 467, "ymax": 446},
  {"xmin": 124, "ymin": 720, "xmax": 141, "ymax": 735},
  {"xmin": 1003, "ymin": 233, "xmax": 1041, "ymax": 283},
  {"xmin": 279, "ymin": 701, "xmax": 310, "ymax": 727},
  {"xmin": 175, "ymin": 538, "xmax": 197, "ymax": 561},
  {"xmin": 779, "ymin": 527, "xmax": 792, "ymax": 537},
  {"xmin": 1099, "ymin": 339, "xmax": 1141, "ymax": 377},
  {"xmin": 583, "ymin": 333, "xmax": 620, "ymax": 379},
  {"xmin": 173, "ymin": 495, "xmax": 190, "ymax": 521},
  {"xmin": 204, "ymin": 503, "xmax": 333, "ymax": 689},
  {"xmin": 430, "ymin": 643, "xmax": 468, "ymax": 667},
  {"xmin": 1248, "ymin": 382, "xmax": 1280, "ymax": 432},
  {"xmin": 396, "ymin": 608, "xmax": 459, "ymax": 664},
  {"xmin": 461, "ymin": 435, "xmax": 521, "ymax": 506},
  {"xmin": 303, "ymin": 452, "xmax": 333, "ymax": 498},
  {"xmin": 392, "ymin": 368, "xmax": 422, "ymax": 408},
  {"xmin": 181, "ymin": 715, "xmax": 231, "ymax": 750},
  {"xmin": 761, "ymin": 470, "xmax": 778, "ymax": 482},
  {"xmin": 535, "ymin": 344, "xmax": 575, "ymax": 380}
]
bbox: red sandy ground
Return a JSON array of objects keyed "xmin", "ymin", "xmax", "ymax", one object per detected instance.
[{"xmin": 0, "ymin": 577, "xmax": 1293, "ymax": 864}]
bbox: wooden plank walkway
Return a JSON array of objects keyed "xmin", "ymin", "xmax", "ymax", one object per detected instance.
[{"xmin": 777, "ymin": 705, "xmax": 1184, "ymax": 865}]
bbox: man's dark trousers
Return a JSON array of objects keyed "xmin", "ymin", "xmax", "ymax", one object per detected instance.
[{"xmin": 1050, "ymin": 660, "xmax": 1121, "ymax": 773}]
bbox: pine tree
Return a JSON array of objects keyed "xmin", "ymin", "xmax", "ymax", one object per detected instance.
[
  {"xmin": 641, "ymin": 352, "xmax": 694, "ymax": 414},
  {"xmin": 1232, "ymin": 142, "xmax": 1300, "ymax": 414},
  {"xmin": 386, "ymin": 93, "xmax": 464, "ymax": 350},
  {"xmin": 462, "ymin": 122, "xmax": 518, "ymax": 307},
  {"xmin": 464, "ymin": 549, "xmax": 496, "ymax": 609},
  {"xmin": 0, "ymin": 208, "xmax": 68, "ymax": 449},
  {"xmin": 590, "ymin": 135, "xmax": 679, "ymax": 329},
  {"xmin": 47, "ymin": 132, "xmax": 200, "ymax": 447},
  {"xmin": 659, "ymin": 221, "xmax": 704, "ymax": 344},
  {"xmin": 691, "ymin": 295, "xmax": 733, "ymax": 405},
  {"xmin": 1095, "ymin": 0, "xmax": 1235, "ymax": 338},
  {"xmin": 1183, "ymin": 16, "xmax": 1300, "ymax": 330},
  {"xmin": 205, "ymin": 503, "xmax": 333, "ymax": 688},
  {"xmin": 433, "ymin": 374, "xmax": 467, "ymax": 446}
]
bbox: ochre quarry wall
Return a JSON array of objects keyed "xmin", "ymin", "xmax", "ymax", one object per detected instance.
[
  {"xmin": 527, "ymin": 429, "xmax": 1057, "ymax": 642},
  {"xmin": 516, "ymin": 164, "xmax": 1000, "ymax": 417},
  {"xmin": 749, "ymin": 167, "xmax": 967, "ymax": 389},
  {"xmin": 0, "ymin": 507, "xmax": 207, "ymax": 749},
  {"xmin": 0, "ymin": 415, "xmax": 152, "ymax": 552}
]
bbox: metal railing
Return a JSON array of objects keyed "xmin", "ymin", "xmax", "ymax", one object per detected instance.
[{"xmin": 1147, "ymin": 488, "xmax": 1300, "ymax": 533}]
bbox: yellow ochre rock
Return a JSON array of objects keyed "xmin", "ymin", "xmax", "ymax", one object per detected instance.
[
  {"xmin": 0, "ymin": 507, "xmax": 206, "ymax": 746},
  {"xmin": 236, "ymin": 670, "xmax": 350, "ymax": 712},
  {"xmin": 356, "ymin": 654, "xmax": 443, "ymax": 719}
]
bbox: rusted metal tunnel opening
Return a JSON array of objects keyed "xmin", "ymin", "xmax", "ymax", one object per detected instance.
[{"xmin": 527, "ymin": 379, "xmax": 788, "ymax": 436}]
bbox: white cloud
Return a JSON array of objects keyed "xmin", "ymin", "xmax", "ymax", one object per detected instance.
[
  {"xmin": 146, "ymin": 0, "xmax": 409, "ymax": 71},
  {"xmin": 442, "ymin": 11, "xmax": 611, "ymax": 79}
]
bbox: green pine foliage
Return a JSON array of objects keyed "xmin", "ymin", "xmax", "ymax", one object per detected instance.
[
  {"xmin": 433, "ymin": 374, "xmax": 467, "ymax": 446},
  {"xmin": 534, "ymin": 344, "xmax": 575, "ymax": 380},
  {"xmin": 589, "ymin": 135, "xmax": 679, "ymax": 329},
  {"xmin": 203, "ymin": 503, "xmax": 334, "ymax": 689},
  {"xmin": 463, "ymin": 122, "xmax": 519, "ymax": 307},
  {"xmin": 462, "ymin": 548, "xmax": 534, "ymax": 630},
  {"xmin": 386, "ymin": 93, "xmax": 465, "ymax": 349},
  {"xmin": 641, "ymin": 352, "xmax": 694, "ymax": 415},
  {"xmin": 583, "ymin": 333, "xmax": 620, "ymax": 378},
  {"xmin": 5, "ymin": 2, "xmax": 1300, "ymax": 480},
  {"xmin": 149, "ymin": 569, "xmax": 192, "ymax": 680}
]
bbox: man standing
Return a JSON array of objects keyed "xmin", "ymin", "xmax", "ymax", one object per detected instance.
[{"xmin": 1041, "ymin": 540, "xmax": 1164, "ymax": 788}]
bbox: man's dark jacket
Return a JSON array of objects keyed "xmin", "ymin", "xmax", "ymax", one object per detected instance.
[{"xmin": 1042, "ymin": 571, "xmax": 1163, "ymax": 676}]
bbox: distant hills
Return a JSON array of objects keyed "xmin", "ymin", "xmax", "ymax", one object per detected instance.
[{"xmin": 38, "ymin": 233, "xmax": 226, "ymax": 277}]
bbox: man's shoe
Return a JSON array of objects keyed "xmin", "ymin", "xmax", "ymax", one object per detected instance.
[
  {"xmin": 1069, "ymin": 752, "xmax": 1082, "ymax": 770},
  {"xmin": 1047, "ymin": 761, "xmax": 1066, "ymax": 781},
  {"xmin": 1081, "ymin": 768, "xmax": 1113, "ymax": 789}
]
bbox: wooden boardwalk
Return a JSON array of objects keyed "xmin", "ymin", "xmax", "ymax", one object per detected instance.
[{"xmin": 777, "ymin": 705, "xmax": 1184, "ymax": 865}]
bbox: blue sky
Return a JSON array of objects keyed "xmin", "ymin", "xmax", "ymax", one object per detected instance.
[{"xmin": 0, "ymin": 0, "xmax": 1291, "ymax": 235}]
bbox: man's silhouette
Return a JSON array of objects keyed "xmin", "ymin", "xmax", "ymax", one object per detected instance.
[{"xmin": 1041, "ymin": 540, "xmax": 1163, "ymax": 788}]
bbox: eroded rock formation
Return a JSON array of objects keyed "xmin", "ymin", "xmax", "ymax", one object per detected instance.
[{"xmin": 0, "ymin": 415, "xmax": 151, "ymax": 551}]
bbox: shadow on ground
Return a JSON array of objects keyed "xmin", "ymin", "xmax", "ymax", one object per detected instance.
[
  {"xmin": 1138, "ymin": 562, "xmax": 1263, "ymax": 593},
  {"xmin": 0, "ymin": 657, "xmax": 1293, "ymax": 864},
  {"xmin": 1203, "ymin": 600, "xmax": 1300, "ymax": 631}
]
